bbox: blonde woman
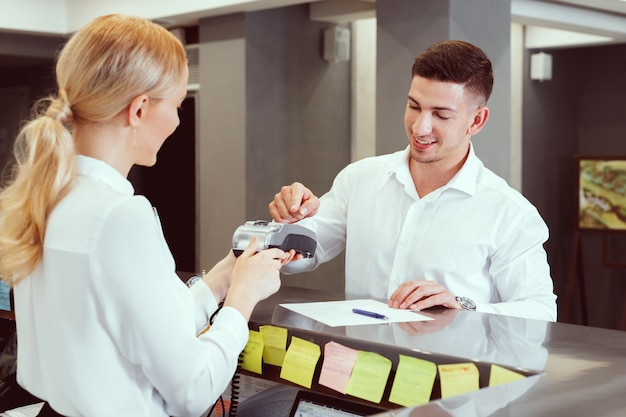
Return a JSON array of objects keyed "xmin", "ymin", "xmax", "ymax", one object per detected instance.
[{"xmin": 0, "ymin": 14, "xmax": 293, "ymax": 417}]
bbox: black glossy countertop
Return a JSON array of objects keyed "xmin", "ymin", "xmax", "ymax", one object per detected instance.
[{"xmin": 250, "ymin": 285, "xmax": 626, "ymax": 417}]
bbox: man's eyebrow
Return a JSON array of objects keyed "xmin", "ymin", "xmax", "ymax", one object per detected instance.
[
  {"xmin": 433, "ymin": 106, "xmax": 457, "ymax": 113},
  {"xmin": 408, "ymin": 96, "xmax": 456, "ymax": 112}
]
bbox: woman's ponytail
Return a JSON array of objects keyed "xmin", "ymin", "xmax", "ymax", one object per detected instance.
[{"xmin": 0, "ymin": 93, "xmax": 76, "ymax": 286}]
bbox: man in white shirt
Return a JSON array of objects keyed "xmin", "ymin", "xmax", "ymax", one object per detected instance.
[{"xmin": 269, "ymin": 40, "xmax": 557, "ymax": 322}]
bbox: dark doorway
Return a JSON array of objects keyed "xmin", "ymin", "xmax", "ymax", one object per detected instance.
[{"xmin": 129, "ymin": 95, "xmax": 197, "ymax": 273}]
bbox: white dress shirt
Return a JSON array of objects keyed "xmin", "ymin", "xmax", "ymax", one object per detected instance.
[
  {"xmin": 14, "ymin": 156, "xmax": 248, "ymax": 417},
  {"xmin": 297, "ymin": 145, "xmax": 557, "ymax": 321}
]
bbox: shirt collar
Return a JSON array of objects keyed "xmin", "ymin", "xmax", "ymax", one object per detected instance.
[
  {"xmin": 446, "ymin": 142, "xmax": 480, "ymax": 196},
  {"xmin": 391, "ymin": 143, "xmax": 481, "ymax": 197},
  {"xmin": 76, "ymin": 155, "xmax": 135, "ymax": 196}
]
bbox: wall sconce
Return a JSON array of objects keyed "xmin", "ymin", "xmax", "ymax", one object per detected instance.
[
  {"xmin": 323, "ymin": 26, "xmax": 350, "ymax": 63},
  {"xmin": 530, "ymin": 52, "xmax": 552, "ymax": 81}
]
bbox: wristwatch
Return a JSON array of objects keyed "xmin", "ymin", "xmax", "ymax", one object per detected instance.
[
  {"xmin": 186, "ymin": 274, "xmax": 203, "ymax": 288},
  {"xmin": 455, "ymin": 296, "xmax": 476, "ymax": 311}
]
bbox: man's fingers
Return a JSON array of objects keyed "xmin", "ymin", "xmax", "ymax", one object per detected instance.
[
  {"xmin": 269, "ymin": 182, "xmax": 319, "ymax": 223},
  {"xmin": 269, "ymin": 194, "xmax": 295, "ymax": 223},
  {"xmin": 285, "ymin": 183, "xmax": 308, "ymax": 214}
]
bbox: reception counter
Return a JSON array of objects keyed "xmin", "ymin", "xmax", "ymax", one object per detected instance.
[{"xmin": 246, "ymin": 285, "xmax": 626, "ymax": 417}]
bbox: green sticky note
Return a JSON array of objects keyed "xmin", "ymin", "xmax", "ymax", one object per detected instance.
[
  {"xmin": 280, "ymin": 336, "xmax": 321, "ymax": 388},
  {"xmin": 438, "ymin": 363, "xmax": 479, "ymax": 398},
  {"xmin": 489, "ymin": 364, "xmax": 525, "ymax": 387},
  {"xmin": 345, "ymin": 350, "xmax": 392, "ymax": 404},
  {"xmin": 389, "ymin": 355, "xmax": 437, "ymax": 407},
  {"xmin": 241, "ymin": 330, "xmax": 264, "ymax": 374},
  {"xmin": 259, "ymin": 325, "xmax": 288, "ymax": 367}
]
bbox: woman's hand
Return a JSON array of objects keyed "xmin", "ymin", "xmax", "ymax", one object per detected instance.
[
  {"xmin": 223, "ymin": 236, "xmax": 294, "ymax": 320},
  {"xmin": 201, "ymin": 250, "xmax": 237, "ymax": 303}
]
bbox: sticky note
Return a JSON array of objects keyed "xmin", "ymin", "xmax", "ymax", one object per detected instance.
[
  {"xmin": 389, "ymin": 355, "xmax": 437, "ymax": 407},
  {"xmin": 438, "ymin": 363, "xmax": 479, "ymax": 398},
  {"xmin": 280, "ymin": 336, "xmax": 321, "ymax": 388},
  {"xmin": 259, "ymin": 325, "xmax": 288, "ymax": 367},
  {"xmin": 345, "ymin": 350, "xmax": 392, "ymax": 403},
  {"xmin": 489, "ymin": 364, "xmax": 525, "ymax": 386},
  {"xmin": 319, "ymin": 341, "xmax": 359, "ymax": 393},
  {"xmin": 241, "ymin": 330, "xmax": 264, "ymax": 374}
]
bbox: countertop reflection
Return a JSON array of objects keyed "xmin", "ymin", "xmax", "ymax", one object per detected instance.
[{"xmin": 250, "ymin": 285, "xmax": 626, "ymax": 417}]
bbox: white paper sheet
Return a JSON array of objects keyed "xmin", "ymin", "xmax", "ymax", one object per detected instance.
[
  {"xmin": 279, "ymin": 299, "xmax": 434, "ymax": 327},
  {"xmin": 0, "ymin": 403, "xmax": 44, "ymax": 417}
]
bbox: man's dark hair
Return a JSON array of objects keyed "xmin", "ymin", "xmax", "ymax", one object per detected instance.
[{"xmin": 411, "ymin": 40, "xmax": 494, "ymax": 105}]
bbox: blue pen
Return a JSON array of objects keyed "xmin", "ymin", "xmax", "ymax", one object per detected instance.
[{"xmin": 352, "ymin": 308, "xmax": 389, "ymax": 320}]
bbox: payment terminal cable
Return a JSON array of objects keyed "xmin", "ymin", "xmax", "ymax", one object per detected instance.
[
  {"xmin": 201, "ymin": 301, "xmax": 231, "ymax": 417},
  {"xmin": 227, "ymin": 351, "xmax": 244, "ymax": 417},
  {"xmin": 193, "ymin": 280, "xmax": 244, "ymax": 416}
]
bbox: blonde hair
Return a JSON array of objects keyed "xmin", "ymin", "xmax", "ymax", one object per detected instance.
[{"xmin": 0, "ymin": 14, "xmax": 187, "ymax": 285}]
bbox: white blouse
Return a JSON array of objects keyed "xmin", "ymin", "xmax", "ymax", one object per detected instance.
[{"xmin": 14, "ymin": 155, "xmax": 248, "ymax": 417}]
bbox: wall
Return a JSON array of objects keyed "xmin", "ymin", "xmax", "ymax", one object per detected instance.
[
  {"xmin": 198, "ymin": 5, "xmax": 350, "ymax": 292},
  {"xmin": 375, "ymin": 0, "xmax": 513, "ymax": 182},
  {"xmin": 524, "ymin": 43, "xmax": 626, "ymax": 329},
  {"xmin": 246, "ymin": 5, "xmax": 351, "ymax": 291},
  {"xmin": 0, "ymin": 65, "xmax": 56, "ymax": 171}
]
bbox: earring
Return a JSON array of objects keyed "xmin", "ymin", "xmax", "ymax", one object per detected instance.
[{"xmin": 132, "ymin": 129, "xmax": 137, "ymax": 147}]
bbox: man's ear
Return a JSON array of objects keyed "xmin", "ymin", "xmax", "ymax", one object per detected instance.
[
  {"xmin": 127, "ymin": 94, "xmax": 149, "ymax": 128},
  {"xmin": 468, "ymin": 106, "xmax": 489, "ymax": 136}
]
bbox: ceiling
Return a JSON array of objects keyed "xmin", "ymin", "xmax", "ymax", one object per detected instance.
[
  {"xmin": 550, "ymin": 0, "xmax": 626, "ymax": 15},
  {"xmin": 1, "ymin": 0, "xmax": 626, "ymax": 69},
  {"xmin": 513, "ymin": 0, "xmax": 626, "ymax": 48}
]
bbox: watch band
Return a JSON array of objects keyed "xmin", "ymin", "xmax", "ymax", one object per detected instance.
[
  {"xmin": 455, "ymin": 296, "xmax": 476, "ymax": 311},
  {"xmin": 186, "ymin": 274, "xmax": 203, "ymax": 288}
]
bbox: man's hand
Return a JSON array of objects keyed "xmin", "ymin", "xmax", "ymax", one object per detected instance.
[
  {"xmin": 395, "ymin": 308, "xmax": 458, "ymax": 336},
  {"xmin": 268, "ymin": 182, "xmax": 320, "ymax": 223},
  {"xmin": 389, "ymin": 279, "xmax": 462, "ymax": 311}
]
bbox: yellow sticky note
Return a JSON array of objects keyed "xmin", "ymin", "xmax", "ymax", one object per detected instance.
[
  {"xmin": 241, "ymin": 330, "xmax": 264, "ymax": 374},
  {"xmin": 345, "ymin": 350, "xmax": 392, "ymax": 404},
  {"xmin": 319, "ymin": 341, "xmax": 359, "ymax": 394},
  {"xmin": 389, "ymin": 355, "xmax": 437, "ymax": 407},
  {"xmin": 280, "ymin": 336, "xmax": 321, "ymax": 388},
  {"xmin": 489, "ymin": 364, "xmax": 525, "ymax": 387},
  {"xmin": 259, "ymin": 325, "xmax": 288, "ymax": 367},
  {"xmin": 438, "ymin": 363, "xmax": 480, "ymax": 398}
]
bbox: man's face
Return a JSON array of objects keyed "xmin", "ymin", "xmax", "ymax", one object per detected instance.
[{"xmin": 404, "ymin": 75, "xmax": 484, "ymax": 168}]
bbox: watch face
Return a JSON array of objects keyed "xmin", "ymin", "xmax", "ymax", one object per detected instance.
[
  {"xmin": 186, "ymin": 275, "xmax": 202, "ymax": 288},
  {"xmin": 456, "ymin": 296, "xmax": 476, "ymax": 311}
]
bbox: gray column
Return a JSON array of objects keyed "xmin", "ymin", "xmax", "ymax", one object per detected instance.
[
  {"xmin": 197, "ymin": 14, "xmax": 247, "ymax": 269},
  {"xmin": 196, "ymin": 6, "xmax": 350, "ymax": 291}
]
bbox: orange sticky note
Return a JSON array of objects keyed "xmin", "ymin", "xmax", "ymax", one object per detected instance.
[{"xmin": 438, "ymin": 363, "xmax": 479, "ymax": 398}]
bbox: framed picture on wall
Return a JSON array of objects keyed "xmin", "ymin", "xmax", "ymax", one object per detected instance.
[{"xmin": 577, "ymin": 155, "xmax": 626, "ymax": 230}]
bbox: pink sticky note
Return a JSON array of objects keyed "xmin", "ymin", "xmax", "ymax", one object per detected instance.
[{"xmin": 319, "ymin": 341, "xmax": 359, "ymax": 393}]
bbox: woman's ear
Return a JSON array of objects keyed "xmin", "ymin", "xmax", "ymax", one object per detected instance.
[
  {"xmin": 127, "ymin": 94, "xmax": 149, "ymax": 128},
  {"xmin": 468, "ymin": 106, "xmax": 489, "ymax": 136}
]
